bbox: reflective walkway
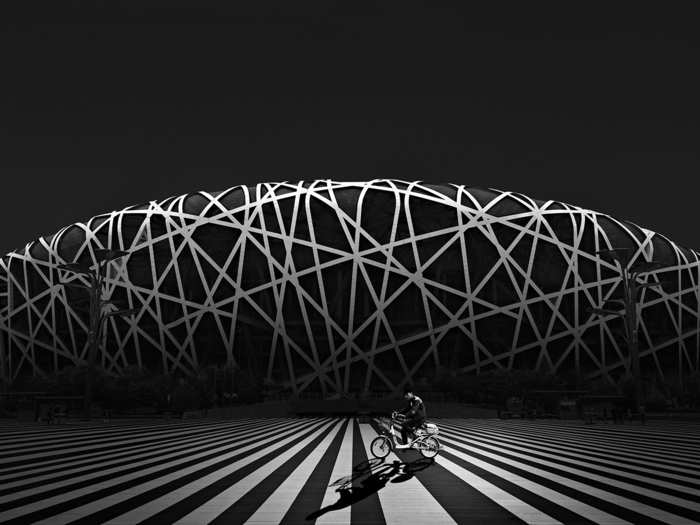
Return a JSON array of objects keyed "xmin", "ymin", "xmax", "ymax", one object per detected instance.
[{"xmin": 0, "ymin": 417, "xmax": 699, "ymax": 524}]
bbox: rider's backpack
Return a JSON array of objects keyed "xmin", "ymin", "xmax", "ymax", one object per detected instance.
[
  {"xmin": 425, "ymin": 423, "xmax": 439, "ymax": 434},
  {"xmin": 418, "ymin": 422, "xmax": 439, "ymax": 435}
]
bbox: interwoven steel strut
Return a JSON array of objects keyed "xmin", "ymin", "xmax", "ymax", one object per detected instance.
[{"xmin": 0, "ymin": 180, "xmax": 698, "ymax": 395}]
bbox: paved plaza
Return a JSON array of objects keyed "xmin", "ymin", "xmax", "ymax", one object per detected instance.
[{"xmin": 0, "ymin": 417, "xmax": 698, "ymax": 524}]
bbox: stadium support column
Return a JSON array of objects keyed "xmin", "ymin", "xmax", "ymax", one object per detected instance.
[
  {"xmin": 623, "ymin": 265, "xmax": 642, "ymax": 417},
  {"xmin": 85, "ymin": 271, "xmax": 100, "ymax": 420},
  {"xmin": 58, "ymin": 249, "xmax": 136, "ymax": 419},
  {"xmin": 0, "ymin": 272, "xmax": 8, "ymax": 392},
  {"xmin": 0, "ymin": 322, "xmax": 7, "ymax": 393},
  {"xmin": 591, "ymin": 249, "xmax": 664, "ymax": 416}
]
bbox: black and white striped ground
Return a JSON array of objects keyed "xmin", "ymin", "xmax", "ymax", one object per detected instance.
[{"xmin": 0, "ymin": 417, "xmax": 698, "ymax": 524}]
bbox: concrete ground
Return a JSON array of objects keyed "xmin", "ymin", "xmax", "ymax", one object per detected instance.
[{"xmin": 0, "ymin": 416, "xmax": 699, "ymax": 524}]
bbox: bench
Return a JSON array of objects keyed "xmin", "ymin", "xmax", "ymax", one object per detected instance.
[
  {"xmin": 289, "ymin": 398, "xmax": 404, "ymax": 417},
  {"xmin": 34, "ymin": 396, "xmax": 83, "ymax": 423},
  {"xmin": 289, "ymin": 399, "xmax": 359, "ymax": 416},
  {"xmin": 584, "ymin": 410, "xmax": 607, "ymax": 424},
  {"xmin": 46, "ymin": 407, "xmax": 68, "ymax": 424},
  {"xmin": 499, "ymin": 411, "xmax": 524, "ymax": 419}
]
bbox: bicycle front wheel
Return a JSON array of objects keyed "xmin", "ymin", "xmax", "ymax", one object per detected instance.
[
  {"xmin": 370, "ymin": 436, "xmax": 391, "ymax": 459},
  {"xmin": 418, "ymin": 436, "xmax": 440, "ymax": 458}
]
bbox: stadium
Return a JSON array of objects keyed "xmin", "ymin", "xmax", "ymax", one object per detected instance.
[{"xmin": 0, "ymin": 180, "xmax": 698, "ymax": 396}]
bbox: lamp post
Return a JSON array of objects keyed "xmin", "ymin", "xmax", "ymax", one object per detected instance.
[
  {"xmin": 589, "ymin": 248, "xmax": 665, "ymax": 415},
  {"xmin": 58, "ymin": 249, "xmax": 136, "ymax": 419}
]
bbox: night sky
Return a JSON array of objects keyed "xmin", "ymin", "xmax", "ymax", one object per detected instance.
[{"xmin": 1, "ymin": 3, "xmax": 699, "ymax": 255}]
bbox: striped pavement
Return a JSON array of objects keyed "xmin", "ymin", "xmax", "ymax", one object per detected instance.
[{"xmin": 0, "ymin": 417, "xmax": 699, "ymax": 524}]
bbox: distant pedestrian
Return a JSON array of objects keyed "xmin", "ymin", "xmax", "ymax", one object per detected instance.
[{"xmin": 45, "ymin": 405, "xmax": 55, "ymax": 425}]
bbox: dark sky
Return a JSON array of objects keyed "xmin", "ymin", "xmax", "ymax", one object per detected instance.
[{"xmin": 1, "ymin": 3, "xmax": 699, "ymax": 255}]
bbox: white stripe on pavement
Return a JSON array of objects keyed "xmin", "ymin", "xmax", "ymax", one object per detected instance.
[
  {"xmin": 0, "ymin": 419, "xmax": 272, "ymax": 493},
  {"xmin": 7, "ymin": 418, "xmax": 315, "ymax": 524},
  {"xmin": 358, "ymin": 423, "xmax": 457, "ymax": 525},
  {"xmin": 244, "ymin": 419, "xmax": 346, "ymax": 524},
  {"xmin": 441, "ymin": 434, "xmax": 697, "ymax": 524},
  {"xmin": 442, "ymin": 421, "xmax": 700, "ymax": 482},
  {"xmin": 440, "ymin": 424, "xmax": 700, "ymax": 496},
  {"xmin": 435, "ymin": 453, "xmax": 565, "ymax": 525},
  {"xmin": 315, "ymin": 419, "xmax": 354, "ymax": 525},
  {"xmin": 0, "ymin": 420, "xmax": 265, "ymax": 466},
  {"xmin": 171, "ymin": 419, "xmax": 340, "ymax": 525},
  {"xmin": 441, "ymin": 430, "xmax": 700, "ymax": 511},
  {"xmin": 0, "ymin": 419, "xmax": 289, "ymax": 506}
]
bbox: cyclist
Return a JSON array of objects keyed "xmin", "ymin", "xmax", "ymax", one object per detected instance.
[{"xmin": 396, "ymin": 387, "xmax": 426, "ymax": 444}]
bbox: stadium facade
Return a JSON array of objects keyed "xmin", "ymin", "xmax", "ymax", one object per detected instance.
[{"xmin": 0, "ymin": 180, "xmax": 698, "ymax": 396}]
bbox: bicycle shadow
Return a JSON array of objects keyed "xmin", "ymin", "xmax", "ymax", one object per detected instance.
[{"xmin": 305, "ymin": 456, "xmax": 434, "ymax": 521}]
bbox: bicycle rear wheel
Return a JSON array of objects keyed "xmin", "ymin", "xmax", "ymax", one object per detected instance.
[
  {"xmin": 417, "ymin": 436, "xmax": 440, "ymax": 458},
  {"xmin": 370, "ymin": 436, "xmax": 391, "ymax": 459}
]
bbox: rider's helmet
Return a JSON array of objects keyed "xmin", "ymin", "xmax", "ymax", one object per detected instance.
[{"xmin": 403, "ymin": 386, "xmax": 414, "ymax": 401}]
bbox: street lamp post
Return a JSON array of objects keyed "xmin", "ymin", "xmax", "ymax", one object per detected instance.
[
  {"xmin": 590, "ymin": 248, "xmax": 665, "ymax": 416},
  {"xmin": 58, "ymin": 249, "xmax": 136, "ymax": 419}
]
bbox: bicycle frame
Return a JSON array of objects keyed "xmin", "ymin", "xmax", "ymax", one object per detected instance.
[
  {"xmin": 386, "ymin": 416, "xmax": 423, "ymax": 449},
  {"xmin": 371, "ymin": 416, "xmax": 440, "ymax": 459}
]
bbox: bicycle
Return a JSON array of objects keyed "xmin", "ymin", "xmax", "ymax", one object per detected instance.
[{"xmin": 370, "ymin": 412, "xmax": 441, "ymax": 459}]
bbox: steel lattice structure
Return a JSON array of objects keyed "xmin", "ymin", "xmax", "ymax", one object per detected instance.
[{"xmin": 0, "ymin": 180, "xmax": 699, "ymax": 395}]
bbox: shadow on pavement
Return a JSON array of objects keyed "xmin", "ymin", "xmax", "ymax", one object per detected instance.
[{"xmin": 305, "ymin": 456, "xmax": 434, "ymax": 521}]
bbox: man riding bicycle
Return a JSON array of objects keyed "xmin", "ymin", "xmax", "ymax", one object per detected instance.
[{"xmin": 396, "ymin": 387, "xmax": 426, "ymax": 444}]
